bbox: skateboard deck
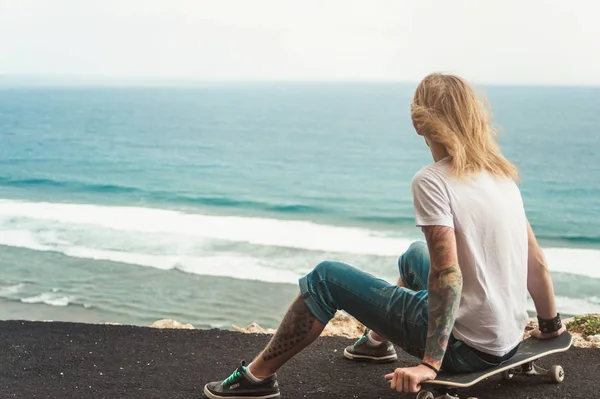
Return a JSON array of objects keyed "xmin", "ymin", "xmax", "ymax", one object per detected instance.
[{"xmin": 424, "ymin": 331, "xmax": 572, "ymax": 388}]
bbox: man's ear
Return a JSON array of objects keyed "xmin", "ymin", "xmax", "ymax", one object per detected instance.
[{"xmin": 412, "ymin": 121, "xmax": 424, "ymax": 136}]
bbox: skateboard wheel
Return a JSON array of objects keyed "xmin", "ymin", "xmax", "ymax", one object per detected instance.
[
  {"xmin": 502, "ymin": 370, "xmax": 514, "ymax": 380},
  {"xmin": 416, "ymin": 391, "xmax": 434, "ymax": 399},
  {"xmin": 548, "ymin": 365, "xmax": 564, "ymax": 383}
]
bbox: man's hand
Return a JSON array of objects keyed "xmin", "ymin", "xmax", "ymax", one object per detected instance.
[
  {"xmin": 530, "ymin": 325, "xmax": 566, "ymax": 340},
  {"xmin": 384, "ymin": 365, "xmax": 437, "ymax": 393}
]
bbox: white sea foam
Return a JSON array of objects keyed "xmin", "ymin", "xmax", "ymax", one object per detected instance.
[
  {"xmin": 64, "ymin": 247, "xmax": 302, "ymax": 284},
  {"xmin": 1, "ymin": 199, "xmax": 599, "ymax": 285},
  {"xmin": 0, "ymin": 199, "xmax": 411, "ymax": 256},
  {"xmin": 0, "ymin": 283, "xmax": 26, "ymax": 296},
  {"xmin": 540, "ymin": 248, "xmax": 600, "ymax": 279},
  {"xmin": 1, "ymin": 197, "xmax": 598, "ymax": 315},
  {"xmin": 21, "ymin": 292, "xmax": 73, "ymax": 307},
  {"xmin": 0, "ymin": 230, "xmax": 52, "ymax": 251}
]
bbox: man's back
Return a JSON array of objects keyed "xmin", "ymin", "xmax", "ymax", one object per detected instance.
[{"xmin": 412, "ymin": 158, "xmax": 529, "ymax": 356}]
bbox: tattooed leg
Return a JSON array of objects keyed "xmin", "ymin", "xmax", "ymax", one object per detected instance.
[{"xmin": 248, "ymin": 293, "xmax": 326, "ymax": 378}]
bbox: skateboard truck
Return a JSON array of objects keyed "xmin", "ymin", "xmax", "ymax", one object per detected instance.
[
  {"xmin": 501, "ymin": 360, "xmax": 564, "ymax": 382},
  {"xmin": 416, "ymin": 390, "xmax": 461, "ymax": 399}
]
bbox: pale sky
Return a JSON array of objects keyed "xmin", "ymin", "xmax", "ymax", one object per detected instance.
[{"xmin": 1, "ymin": 0, "xmax": 599, "ymax": 85}]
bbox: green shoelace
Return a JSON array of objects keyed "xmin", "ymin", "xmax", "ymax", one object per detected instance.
[
  {"xmin": 354, "ymin": 333, "xmax": 368, "ymax": 345},
  {"xmin": 222, "ymin": 367, "xmax": 245, "ymax": 386}
]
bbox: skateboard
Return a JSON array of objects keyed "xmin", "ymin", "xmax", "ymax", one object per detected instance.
[{"xmin": 416, "ymin": 331, "xmax": 573, "ymax": 399}]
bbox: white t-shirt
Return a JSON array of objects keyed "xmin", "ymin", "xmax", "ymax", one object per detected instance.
[{"xmin": 411, "ymin": 158, "xmax": 529, "ymax": 356}]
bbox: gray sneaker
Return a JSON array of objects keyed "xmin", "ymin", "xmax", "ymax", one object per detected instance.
[{"xmin": 343, "ymin": 330, "xmax": 397, "ymax": 362}]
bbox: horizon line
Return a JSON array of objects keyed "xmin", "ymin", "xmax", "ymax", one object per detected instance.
[{"xmin": 0, "ymin": 74, "xmax": 599, "ymax": 89}]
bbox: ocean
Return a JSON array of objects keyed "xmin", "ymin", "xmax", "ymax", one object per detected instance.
[{"xmin": 1, "ymin": 83, "xmax": 599, "ymax": 330}]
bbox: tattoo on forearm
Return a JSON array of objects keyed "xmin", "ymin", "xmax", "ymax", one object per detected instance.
[
  {"xmin": 422, "ymin": 226, "xmax": 463, "ymax": 369},
  {"xmin": 262, "ymin": 295, "xmax": 316, "ymax": 361},
  {"xmin": 424, "ymin": 265, "xmax": 463, "ymax": 367}
]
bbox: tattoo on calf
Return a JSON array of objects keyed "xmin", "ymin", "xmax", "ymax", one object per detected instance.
[{"xmin": 262, "ymin": 296, "xmax": 316, "ymax": 361}]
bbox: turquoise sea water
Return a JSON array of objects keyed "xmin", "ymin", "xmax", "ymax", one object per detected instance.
[{"xmin": 0, "ymin": 83, "xmax": 599, "ymax": 328}]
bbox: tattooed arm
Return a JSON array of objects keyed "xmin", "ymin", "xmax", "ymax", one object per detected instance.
[
  {"xmin": 386, "ymin": 225, "xmax": 462, "ymax": 393},
  {"xmin": 422, "ymin": 225, "xmax": 463, "ymax": 371}
]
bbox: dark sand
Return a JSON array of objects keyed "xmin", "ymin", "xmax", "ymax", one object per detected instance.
[{"xmin": 0, "ymin": 321, "xmax": 598, "ymax": 399}]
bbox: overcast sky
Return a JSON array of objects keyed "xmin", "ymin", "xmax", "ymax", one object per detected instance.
[{"xmin": 1, "ymin": 0, "xmax": 599, "ymax": 85}]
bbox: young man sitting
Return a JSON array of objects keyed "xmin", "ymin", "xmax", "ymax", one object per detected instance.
[{"xmin": 203, "ymin": 73, "xmax": 565, "ymax": 398}]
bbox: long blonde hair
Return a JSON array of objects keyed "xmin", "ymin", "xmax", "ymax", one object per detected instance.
[{"xmin": 411, "ymin": 73, "xmax": 519, "ymax": 181}]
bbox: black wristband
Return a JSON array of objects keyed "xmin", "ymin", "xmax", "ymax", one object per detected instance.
[
  {"xmin": 537, "ymin": 313, "xmax": 562, "ymax": 333},
  {"xmin": 421, "ymin": 362, "xmax": 439, "ymax": 374}
]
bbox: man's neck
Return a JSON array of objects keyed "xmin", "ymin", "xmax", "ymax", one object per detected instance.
[{"xmin": 430, "ymin": 142, "xmax": 449, "ymax": 162}]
